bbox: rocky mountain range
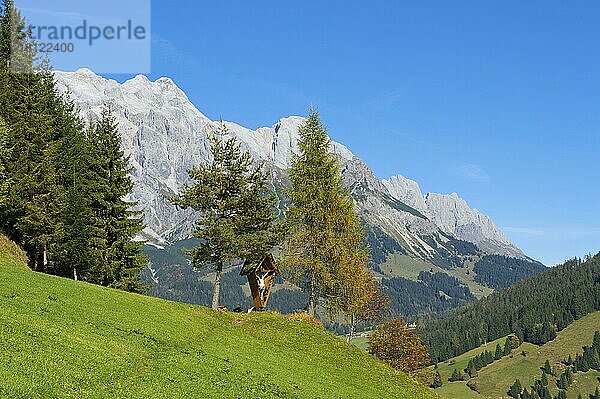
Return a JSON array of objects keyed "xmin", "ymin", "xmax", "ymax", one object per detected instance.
[
  {"xmin": 54, "ymin": 69, "xmax": 526, "ymax": 270},
  {"xmin": 52, "ymin": 69, "xmax": 548, "ymax": 318}
]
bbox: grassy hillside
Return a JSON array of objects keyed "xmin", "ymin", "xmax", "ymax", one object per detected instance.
[
  {"xmin": 434, "ymin": 312, "xmax": 600, "ymax": 399},
  {"xmin": 0, "ymin": 245, "xmax": 438, "ymax": 399},
  {"xmin": 0, "ymin": 234, "xmax": 28, "ymax": 270}
]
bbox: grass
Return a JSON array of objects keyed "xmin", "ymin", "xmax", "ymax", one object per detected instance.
[
  {"xmin": 0, "ymin": 239, "xmax": 438, "ymax": 399},
  {"xmin": 435, "ymin": 335, "xmax": 510, "ymax": 383},
  {"xmin": 0, "ymin": 234, "xmax": 28, "ymax": 270},
  {"xmin": 435, "ymin": 382, "xmax": 483, "ymax": 398},
  {"xmin": 435, "ymin": 311, "xmax": 600, "ymax": 399},
  {"xmin": 350, "ymin": 335, "xmax": 370, "ymax": 351}
]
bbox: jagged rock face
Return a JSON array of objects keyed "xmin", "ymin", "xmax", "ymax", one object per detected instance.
[
  {"xmin": 382, "ymin": 175, "xmax": 428, "ymax": 214},
  {"xmin": 381, "ymin": 175, "xmax": 524, "ymax": 258},
  {"xmin": 53, "ymin": 69, "xmax": 524, "ymax": 261}
]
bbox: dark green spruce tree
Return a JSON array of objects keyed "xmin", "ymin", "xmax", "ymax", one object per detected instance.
[
  {"xmin": 494, "ymin": 343, "xmax": 503, "ymax": 360},
  {"xmin": 542, "ymin": 359, "xmax": 553, "ymax": 375},
  {"xmin": 0, "ymin": 0, "xmax": 65, "ymax": 271},
  {"xmin": 174, "ymin": 121, "xmax": 280, "ymax": 310},
  {"xmin": 449, "ymin": 368, "xmax": 461, "ymax": 382},
  {"xmin": 88, "ymin": 108, "xmax": 147, "ymax": 292},
  {"xmin": 0, "ymin": 116, "xmax": 10, "ymax": 207},
  {"xmin": 431, "ymin": 370, "xmax": 442, "ymax": 388},
  {"xmin": 508, "ymin": 379, "xmax": 522, "ymax": 398},
  {"xmin": 52, "ymin": 109, "xmax": 101, "ymax": 280}
]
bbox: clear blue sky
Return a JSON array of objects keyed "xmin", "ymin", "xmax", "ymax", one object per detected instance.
[{"xmin": 107, "ymin": 1, "xmax": 599, "ymax": 266}]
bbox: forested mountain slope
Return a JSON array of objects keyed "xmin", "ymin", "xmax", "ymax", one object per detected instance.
[
  {"xmin": 418, "ymin": 253, "xmax": 600, "ymax": 362},
  {"xmin": 434, "ymin": 312, "xmax": 600, "ymax": 399}
]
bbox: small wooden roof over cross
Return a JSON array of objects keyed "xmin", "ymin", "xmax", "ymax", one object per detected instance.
[{"xmin": 239, "ymin": 253, "xmax": 279, "ymax": 277}]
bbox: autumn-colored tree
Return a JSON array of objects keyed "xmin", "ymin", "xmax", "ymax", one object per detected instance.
[
  {"xmin": 358, "ymin": 284, "xmax": 391, "ymax": 325},
  {"xmin": 368, "ymin": 318, "xmax": 431, "ymax": 374},
  {"xmin": 341, "ymin": 284, "xmax": 391, "ymax": 343},
  {"xmin": 282, "ymin": 109, "xmax": 369, "ymax": 317},
  {"xmin": 327, "ymin": 250, "xmax": 376, "ymax": 342}
]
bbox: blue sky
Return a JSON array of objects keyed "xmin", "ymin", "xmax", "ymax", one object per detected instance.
[{"xmin": 104, "ymin": 1, "xmax": 598, "ymax": 265}]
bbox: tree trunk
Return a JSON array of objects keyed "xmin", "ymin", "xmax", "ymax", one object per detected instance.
[
  {"xmin": 307, "ymin": 277, "xmax": 316, "ymax": 317},
  {"xmin": 73, "ymin": 268, "xmax": 78, "ymax": 281},
  {"xmin": 212, "ymin": 264, "xmax": 223, "ymax": 311},
  {"xmin": 346, "ymin": 314, "xmax": 356, "ymax": 343}
]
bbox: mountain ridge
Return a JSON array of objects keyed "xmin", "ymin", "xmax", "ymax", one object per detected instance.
[{"xmin": 54, "ymin": 69, "xmax": 529, "ymax": 267}]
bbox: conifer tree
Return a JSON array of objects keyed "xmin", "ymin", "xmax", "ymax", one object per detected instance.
[
  {"xmin": 504, "ymin": 336, "xmax": 514, "ymax": 356},
  {"xmin": 53, "ymin": 113, "xmax": 100, "ymax": 280},
  {"xmin": 0, "ymin": 0, "xmax": 64, "ymax": 271},
  {"xmin": 449, "ymin": 368, "xmax": 461, "ymax": 382},
  {"xmin": 565, "ymin": 354, "xmax": 573, "ymax": 366},
  {"xmin": 88, "ymin": 108, "xmax": 147, "ymax": 292},
  {"xmin": 431, "ymin": 370, "xmax": 442, "ymax": 388},
  {"xmin": 541, "ymin": 372, "xmax": 548, "ymax": 387},
  {"xmin": 556, "ymin": 373, "xmax": 567, "ymax": 390},
  {"xmin": 283, "ymin": 109, "xmax": 369, "ymax": 317},
  {"xmin": 495, "ymin": 343, "xmax": 503, "ymax": 360},
  {"xmin": 508, "ymin": 379, "xmax": 522, "ymax": 398},
  {"xmin": 0, "ymin": 0, "xmax": 37, "ymax": 74},
  {"xmin": 539, "ymin": 386, "xmax": 551, "ymax": 399},
  {"xmin": 0, "ymin": 116, "xmax": 10, "ymax": 208},
  {"xmin": 542, "ymin": 359, "xmax": 553, "ymax": 375},
  {"xmin": 466, "ymin": 362, "xmax": 477, "ymax": 378},
  {"xmin": 565, "ymin": 368, "xmax": 573, "ymax": 385},
  {"xmin": 174, "ymin": 121, "xmax": 280, "ymax": 310},
  {"xmin": 357, "ymin": 285, "xmax": 391, "ymax": 325},
  {"xmin": 329, "ymin": 247, "xmax": 375, "ymax": 342}
]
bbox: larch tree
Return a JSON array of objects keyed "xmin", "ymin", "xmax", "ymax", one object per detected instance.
[
  {"xmin": 283, "ymin": 109, "xmax": 371, "ymax": 317},
  {"xmin": 328, "ymin": 251, "xmax": 376, "ymax": 343},
  {"xmin": 325, "ymin": 178, "xmax": 375, "ymax": 342},
  {"xmin": 174, "ymin": 121, "xmax": 280, "ymax": 310},
  {"xmin": 357, "ymin": 284, "xmax": 391, "ymax": 325}
]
